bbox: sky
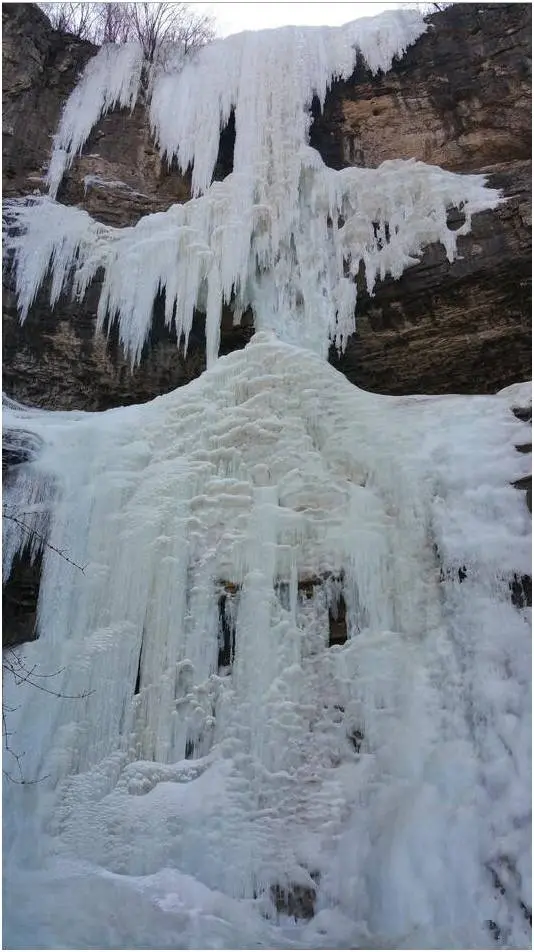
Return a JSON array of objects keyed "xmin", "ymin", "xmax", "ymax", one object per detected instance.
[{"xmin": 191, "ymin": 2, "xmax": 411, "ymax": 38}]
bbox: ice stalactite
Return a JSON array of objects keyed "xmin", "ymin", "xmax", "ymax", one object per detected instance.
[
  {"xmin": 6, "ymin": 159, "xmax": 501, "ymax": 365},
  {"xmin": 46, "ymin": 11, "xmax": 427, "ymax": 200},
  {"xmin": 46, "ymin": 42, "xmax": 144, "ymax": 199}
]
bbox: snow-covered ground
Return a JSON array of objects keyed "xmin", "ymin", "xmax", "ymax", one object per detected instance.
[{"xmin": 3, "ymin": 337, "xmax": 531, "ymax": 949}]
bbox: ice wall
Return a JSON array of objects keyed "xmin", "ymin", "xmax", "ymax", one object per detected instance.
[{"xmin": 3, "ymin": 338, "xmax": 532, "ymax": 949}]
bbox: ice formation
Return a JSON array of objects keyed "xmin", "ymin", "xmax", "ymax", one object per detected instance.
[
  {"xmin": 5, "ymin": 10, "xmax": 501, "ymax": 363},
  {"xmin": 6, "ymin": 161, "xmax": 501, "ymax": 365},
  {"xmin": 47, "ymin": 11, "xmax": 427, "ymax": 199},
  {"xmin": 3, "ymin": 8, "xmax": 531, "ymax": 952},
  {"xmin": 46, "ymin": 42, "xmax": 144, "ymax": 199},
  {"xmin": 3, "ymin": 337, "xmax": 531, "ymax": 949}
]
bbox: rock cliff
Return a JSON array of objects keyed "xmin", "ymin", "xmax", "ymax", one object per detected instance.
[{"xmin": 2, "ymin": 2, "xmax": 531, "ymax": 410}]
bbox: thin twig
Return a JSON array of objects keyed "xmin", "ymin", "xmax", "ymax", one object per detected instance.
[{"xmin": 3, "ymin": 507, "xmax": 87, "ymax": 573}]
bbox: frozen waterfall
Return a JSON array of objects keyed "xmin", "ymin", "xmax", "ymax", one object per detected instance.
[
  {"xmin": 2, "ymin": 8, "xmax": 531, "ymax": 952},
  {"xmin": 4, "ymin": 9, "xmax": 500, "ymax": 363}
]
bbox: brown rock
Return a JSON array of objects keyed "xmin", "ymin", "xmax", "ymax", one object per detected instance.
[
  {"xmin": 270, "ymin": 880, "xmax": 318, "ymax": 920},
  {"xmin": 310, "ymin": 4, "xmax": 531, "ymax": 175},
  {"xmin": 312, "ymin": 2, "xmax": 532, "ymax": 396},
  {"xmin": 330, "ymin": 159, "xmax": 531, "ymax": 395},
  {"xmin": 2, "ymin": 3, "xmax": 96, "ymax": 200},
  {"xmin": 2, "ymin": 551, "xmax": 41, "ymax": 648}
]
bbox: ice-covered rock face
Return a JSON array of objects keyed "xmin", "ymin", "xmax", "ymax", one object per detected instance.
[
  {"xmin": 5, "ymin": 10, "xmax": 501, "ymax": 365},
  {"xmin": 2, "ymin": 10, "xmax": 531, "ymax": 951}
]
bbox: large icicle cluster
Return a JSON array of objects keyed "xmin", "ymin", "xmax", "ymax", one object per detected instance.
[
  {"xmin": 7, "ymin": 161, "xmax": 501, "ymax": 364},
  {"xmin": 5, "ymin": 10, "xmax": 501, "ymax": 363},
  {"xmin": 3, "ymin": 336, "xmax": 531, "ymax": 949},
  {"xmin": 47, "ymin": 11, "xmax": 427, "ymax": 199}
]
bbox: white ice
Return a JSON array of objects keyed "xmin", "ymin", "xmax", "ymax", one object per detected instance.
[
  {"xmin": 47, "ymin": 11, "xmax": 427, "ymax": 200},
  {"xmin": 5, "ymin": 158, "xmax": 501, "ymax": 366},
  {"xmin": 46, "ymin": 42, "xmax": 144, "ymax": 199},
  {"xmin": 3, "ymin": 337, "xmax": 531, "ymax": 949}
]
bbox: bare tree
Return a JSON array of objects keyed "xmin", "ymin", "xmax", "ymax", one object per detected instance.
[
  {"xmin": 37, "ymin": 2, "xmax": 216, "ymax": 58},
  {"xmin": 122, "ymin": 2, "xmax": 215, "ymax": 61},
  {"xmin": 37, "ymin": 1, "xmax": 100, "ymax": 41},
  {"xmin": 97, "ymin": 2, "xmax": 132, "ymax": 45}
]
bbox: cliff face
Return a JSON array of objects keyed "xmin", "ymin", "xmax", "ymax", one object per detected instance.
[
  {"xmin": 316, "ymin": 2, "xmax": 531, "ymax": 396},
  {"xmin": 2, "ymin": 2, "xmax": 531, "ymax": 411}
]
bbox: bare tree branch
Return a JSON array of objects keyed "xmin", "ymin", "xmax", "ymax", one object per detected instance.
[
  {"xmin": 3, "ymin": 648, "xmax": 94, "ymax": 783},
  {"xmin": 3, "ymin": 505, "xmax": 87, "ymax": 573},
  {"xmin": 3, "ymin": 505, "xmax": 91, "ymax": 783},
  {"xmin": 37, "ymin": 2, "xmax": 216, "ymax": 58},
  {"xmin": 98, "ymin": 2, "xmax": 132, "ymax": 44},
  {"xmin": 37, "ymin": 2, "xmax": 100, "ymax": 40}
]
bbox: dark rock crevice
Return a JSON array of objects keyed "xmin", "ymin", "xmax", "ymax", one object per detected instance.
[{"xmin": 2, "ymin": 550, "xmax": 42, "ymax": 649}]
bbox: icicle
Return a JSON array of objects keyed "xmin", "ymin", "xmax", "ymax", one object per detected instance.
[
  {"xmin": 47, "ymin": 43, "xmax": 144, "ymax": 199},
  {"xmin": 5, "ymin": 161, "xmax": 501, "ymax": 363},
  {"xmin": 45, "ymin": 12, "xmax": 427, "ymax": 202},
  {"xmin": 7, "ymin": 9, "xmax": 442, "ymax": 364}
]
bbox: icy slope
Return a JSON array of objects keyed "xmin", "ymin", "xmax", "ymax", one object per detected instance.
[{"xmin": 3, "ymin": 336, "xmax": 531, "ymax": 950}]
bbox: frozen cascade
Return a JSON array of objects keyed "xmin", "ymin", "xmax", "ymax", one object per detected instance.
[
  {"xmin": 3, "ymin": 337, "xmax": 531, "ymax": 949},
  {"xmin": 5, "ymin": 10, "xmax": 501, "ymax": 363},
  {"xmin": 46, "ymin": 42, "xmax": 144, "ymax": 200},
  {"xmin": 3, "ymin": 7, "xmax": 531, "ymax": 950},
  {"xmin": 46, "ymin": 11, "xmax": 427, "ymax": 200},
  {"xmin": 6, "ymin": 160, "xmax": 501, "ymax": 366}
]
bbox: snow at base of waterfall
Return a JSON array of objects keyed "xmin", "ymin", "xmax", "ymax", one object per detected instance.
[{"xmin": 3, "ymin": 336, "xmax": 531, "ymax": 950}]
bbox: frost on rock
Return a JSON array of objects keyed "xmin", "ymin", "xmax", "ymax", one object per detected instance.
[
  {"xmin": 5, "ymin": 9, "xmax": 500, "ymax": 363},
  {"xmin": 3, "ymin": 336, "xmax": 532, "ymax": 950}
]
